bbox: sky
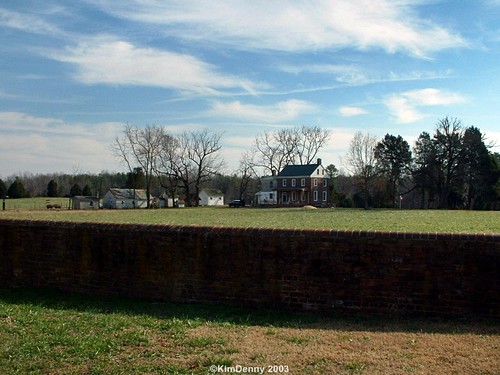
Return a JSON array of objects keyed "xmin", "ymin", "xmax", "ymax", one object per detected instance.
[{"xmin": 1, "ymin": 0, "xmax": 499, "ymax": 178}]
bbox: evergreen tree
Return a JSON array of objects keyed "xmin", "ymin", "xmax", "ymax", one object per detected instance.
[
  {"xmin": 70, "ymin": 184, "xmax": 82, "ymax": 197},
  {"xmin": 82, "ymin": 184, "xmax": 93, "ymax": 196},
  {"xmin": 125, "ymin": 167, "xmax": 145, "ymax": 189},
  {"xmin": 0, "ymin": 179, "xmax": 7, "ymax": 198},
  {"xmin": 8, "ymin": 177, "xmax": 27, "ymax": 198},
  {"xmin": 412, "ymin": 132, "xmax": 440, "ymax": 208},
  {"xmin": 375, "ymin": 134, "xmax": 412, "ymax": 207},
  {"xmin": 462, "ymin": 127, "xmax": 498, "ymax": 209},
  {"xmin": 47, "ymin": 180, "xmax": 58, "ymax": 197}
]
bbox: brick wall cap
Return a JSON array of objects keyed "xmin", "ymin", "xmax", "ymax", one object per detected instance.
[{"xmin": 1, "ymin": 219, "xmax": 499, "ymax": 241}]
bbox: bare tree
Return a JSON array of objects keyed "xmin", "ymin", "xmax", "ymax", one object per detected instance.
[
  {"xmin": 154, "ymin": 132, "xmax": 181, "ymax": 206},
  {"xmin": 157, "ymin": 129, "xmax": 224, "ymax": 206},
  {"xmin": 236, "ymin": 150, "xmax": 258, "ymax": 201},
  {"xmin": 184, "ymin": 129, "xmax": 225, "ymax": 206},
  {"xmin": 253, "ymin": 130, "xmax": 287, "ymax": 175},
  {"xmin": 294, "ymin": 125, "xmax": 332, "ymax": 164},
  {"xmin": 344, "ymin": 131, "xmax": 379, "ymax": 209},
  {"xmin": 112, "ymin": 124, "xmax": 165, "ymax": 208},
  {"xmin": 253, "ymin": 125, "xmax": 331, "ymax": 174}
]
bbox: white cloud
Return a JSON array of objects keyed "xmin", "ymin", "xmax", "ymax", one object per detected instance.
[
  {"xmin": 0, "ymin": 7, "xmax": 66, "ymax": 37},
  {"xmin": 385, "ymin": 88, "xmax": 468, "ymax": 123},
  {"xmin": 0, "ymin": 112, "xmax": 121, "ymax": 175},
  {"xmin": 90, "ymin": 0, "xmax": 466, "ymax": 57},
  {"xmin": 339, "ymin": 106, "xmax": 368, "ymax": 117},
  {"xmin": 46, "ymin": 36, "xmax": 264, "ymax": 94},
  {"xmin": 209, "ymin": 99, "xmax": 316, "ymax": 123}
]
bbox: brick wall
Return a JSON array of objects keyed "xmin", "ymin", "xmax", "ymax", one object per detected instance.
[{"xmin": 0, "ymin": 219, "xmax": 498, "ymax": 317}]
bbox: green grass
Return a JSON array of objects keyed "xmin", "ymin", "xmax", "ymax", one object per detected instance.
[
  {"xmin": 2, "ymin": 197, "xmax": 70, "ymax": 210},
  {"xmin": 0, "ymin": 288, "xmax": 313, "ymax": 375},
  {"xmin": 1, "ymin": 289, "xmax": 498, "ymax": 375},
  {"xmin": 1, "ymin": 198, "xmax": 499, "ymax": 233}
]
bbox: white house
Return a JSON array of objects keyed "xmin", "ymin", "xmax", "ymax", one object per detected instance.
[
  {"xmin": 102, "ymin": 188, "xmax": 148, "ymax": 209},
  {"xmin": 199, "ymin": 189, "xmax": 224, "ymax": 206},
  {"xmin": 254, "ymin": 174, "xmax": 278, "ymax": 206}
]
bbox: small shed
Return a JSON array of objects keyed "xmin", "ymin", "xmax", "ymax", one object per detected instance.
[
  {"xmin": 102, "ymin": 188, "xmax": 149, "ymax": 209},
  {"xmin": 199, "ymin": 189, "xmax": 224, "ymax": 206},
  {"xmin": 158, "ymin": 192, "xmax": 178, "ymax": 208},
  {"xmin": 71, "ymin": 196, "xmax": 100, "ymax": 210}
]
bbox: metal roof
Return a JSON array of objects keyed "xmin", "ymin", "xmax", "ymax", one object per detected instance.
[{"xmin": 107, "ymin": 188, "xmax": 147, "ymax": 200}]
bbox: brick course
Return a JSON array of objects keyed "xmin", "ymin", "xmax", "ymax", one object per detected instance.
[{"xmin": 0, "ymin": 219, "xmax": 498, "ymax": 317}]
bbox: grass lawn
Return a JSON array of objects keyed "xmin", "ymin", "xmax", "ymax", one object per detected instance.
[
  {"xmin": 1, "ymin": 288, "xmax": 498, "ymax": 375},
  {"xmin": 1, "ymin": 198, "xmax": 499, "ymax": 233}
]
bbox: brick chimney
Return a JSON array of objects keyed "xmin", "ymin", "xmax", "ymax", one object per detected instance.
[{"xmin": 317, "ymin": 158, "xmax": 322, "ymax": 165}]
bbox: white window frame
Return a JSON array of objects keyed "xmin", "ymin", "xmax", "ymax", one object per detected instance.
[
  {"xmin": 301, "ymin": 178, "xmax": 306, "ymax": 187},
  {"xmin": 313, "ymin": 191, "xmax": 318, "ymax": 201},
  {"xmin": 291, "ymin": 178, "xmax": 296, "ymax": 187},
  {"xmin": 322, "ymin": 191, "xmax": 327, "ymax": 201},
  {"xmin": 313, "ymin": 178, "xmax": 318, "ymax": 187},
  {"xmin": 282, "ymin": 179, "xmax": 287, "ymax": 187}
]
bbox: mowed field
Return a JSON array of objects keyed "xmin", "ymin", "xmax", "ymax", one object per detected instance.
[
  {"xmin": 1, "ymin": 197, "xmax": 499, "ymax": 233},
  {"xmin": 1, "ymin": 198, "xmax": 499, "ymax": 374}
]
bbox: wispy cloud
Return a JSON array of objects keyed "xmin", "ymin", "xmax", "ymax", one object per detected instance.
[
  {"xmin": 339, "ymin": 106, "xmax": 368, "ymax": 117},
  {"xmin": 89, "ymin": 0, "xmax": 467, "ymax": 57},
  {"xmin": 0, "ymin": 7, "xmax": 67, "ymax": 37},
  {"xmin": 209, "ymin": 99, "xmax": 316, "ymax": 123},
  {"xmin": 385, "ymin": 88, "xmax": 468, "ymax": 123},
  {"xmin": 44, "ymin": 36, "xmax": 265, "ymax": 95}
]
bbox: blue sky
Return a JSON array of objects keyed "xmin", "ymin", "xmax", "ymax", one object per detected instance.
[{"xmin": 1, "ymin": 0, "xmax": 499, "ymax": 177}]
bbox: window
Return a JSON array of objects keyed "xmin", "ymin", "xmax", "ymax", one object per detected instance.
[
  {"xmin": 292, "ymin": 179, "xmax": 296, "ymax": 187},
  {"xmin": 301, "ymin": 178, "xmax": 305, "ymax": 187},
  {"xmin": 292, "ymin": 191, "xmax": 296, "ymax": 201},
  {"xmin": 317, "ymin": 169, "xmax": 320, "ymax": 175},
  {"xmin": 323, "ymin": 179, "xmax": 327, "ymax": 187},
  {"xmin": 282, "ymin": 179, "xmax": 287, "ymax": 187},
  {"xmin": 322, "ymin": 191, "xmax": 327, "ymax": 201},
  {"xmin": 314, "ymin": 191, "xmax": 318, "ymax": 201},
  {"xmin": 313, "ymin": 178, "xmax": 318, "ymax": 186}
]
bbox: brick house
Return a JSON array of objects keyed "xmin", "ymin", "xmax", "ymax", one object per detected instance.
[{"xmin": 276, "ymin": 158, "xmax": 330, "ymax": 206}]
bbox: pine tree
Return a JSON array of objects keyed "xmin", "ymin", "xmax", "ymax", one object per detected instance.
[
  {"xmin": 47, "ymin": 180, "xmax": 58, "ymax": 197},
  {"xmin": 82, "ymin": 184, "xmax": 93, "ymax": 196},
  {"xmin": 0, "ymin": 179, "xmax": 7, "ymax": 198},
  {"xmin": 8, "ymin": 177, "xmax": 27, "ymax": 199},
  {"xmin": 70, "ymin": 184, "xmax": 82, "ymax": 197}
]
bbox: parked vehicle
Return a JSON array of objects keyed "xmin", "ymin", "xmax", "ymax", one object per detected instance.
[{"xmin": 228, "ymin": 199, "xmax": 245, "ymax": 207}]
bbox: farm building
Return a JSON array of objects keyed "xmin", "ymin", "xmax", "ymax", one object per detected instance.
[
  {"xmin": 158, "ymin": 192, "xmax": 178, "ymax": 208},
  {"xmin": 199, "ymin": 189, "xmax": 224, "ymax": 206},
  {"xmin": 71, "ymin": 196, "xmax": 100, "ymax": 210},
  {"xmin": 254, "ymin": 174, "xmax": 278, "ymax": 206},
  {"xmin": 102, "ymin": 188, "xmax": 149, "ymax": 209}
]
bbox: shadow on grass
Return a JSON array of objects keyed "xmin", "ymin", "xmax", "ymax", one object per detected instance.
[{"xmin": 1, "ymin": 287, "xmax": 498, "ymax": 335}]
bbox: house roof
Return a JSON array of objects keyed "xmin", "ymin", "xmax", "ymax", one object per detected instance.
[
  {"xmin": 107, "ymin": 188, "xmax": 147, "ymax": 200},
  {"xmin": 200, "ymin": 188, "xmax": 223, "ymax": 196},
  {"xmin": 278, "ymin": 164, "xmax": 321, "ymax": 177},
  {"xmin": 71, "ymin": 196, "xmax": 99, "ymax": 202}
]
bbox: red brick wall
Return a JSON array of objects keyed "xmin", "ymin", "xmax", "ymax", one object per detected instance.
[{"xmin": 0, "ymin": 219, "xmax": 498, "ymax": 317}]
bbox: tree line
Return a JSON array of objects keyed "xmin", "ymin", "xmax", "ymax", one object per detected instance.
[
  {"xmin": 341, "ymin": 117, "xmax": 499, "ymax": 209},
  {"xmin": 1, "ymin": 116, "xmax": 498, "ymax": 210}
]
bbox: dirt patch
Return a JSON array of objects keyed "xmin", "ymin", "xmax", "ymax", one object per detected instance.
[{"xmin": 177, "ymin": 324, "xmax": 499, "ymax": 374}]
